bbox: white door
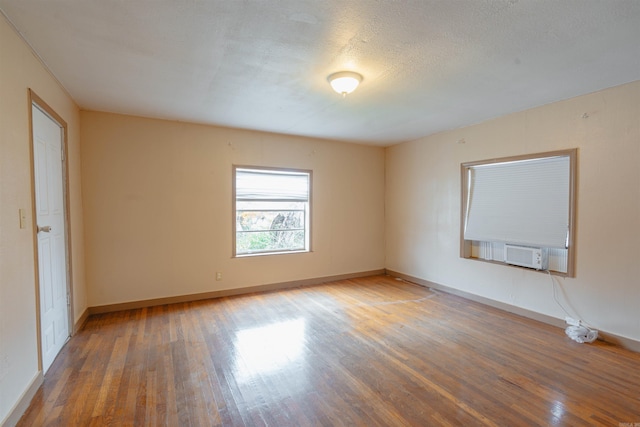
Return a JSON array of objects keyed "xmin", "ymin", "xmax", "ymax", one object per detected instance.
[{"xmin": 32, "ymin": 104, "xmax": 69, "ymax": 373}]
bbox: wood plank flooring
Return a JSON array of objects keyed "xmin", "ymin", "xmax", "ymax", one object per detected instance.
[{"xmin": 18, "ymin": 275, "xmax": 640, "ymax": 426}]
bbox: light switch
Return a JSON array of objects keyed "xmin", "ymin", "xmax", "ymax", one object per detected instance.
[{"xmin": 19, "ymin": 209, "xmax": 27, "ymax": 229}]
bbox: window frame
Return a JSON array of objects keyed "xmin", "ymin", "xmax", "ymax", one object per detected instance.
[
  {"xmin": 233, "ymin": 165, "xmax": 312, "ymax": 257},
  {"xmin": 460, "ymin": 149, "xmax": 577, "ymax": 276}
]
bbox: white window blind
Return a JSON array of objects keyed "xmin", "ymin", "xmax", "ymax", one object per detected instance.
[
  {"xmin": 236, "ymin": 169, "xmax": 309, "ymax": 201},
  {"xmin": 464, "ymin": 156, "xmax": 570, "ymax": 249}
]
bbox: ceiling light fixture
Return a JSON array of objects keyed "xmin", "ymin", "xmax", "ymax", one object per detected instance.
[{"xmin": 327, "ymin": 71, "xmax": 363, "ymax": 97}]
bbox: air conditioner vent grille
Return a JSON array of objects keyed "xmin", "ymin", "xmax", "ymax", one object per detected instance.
[{"xmin": 504, "ymin": 244, "xmax": 548, "ymax": 270}]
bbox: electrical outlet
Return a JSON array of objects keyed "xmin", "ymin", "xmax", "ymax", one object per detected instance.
[
  {"xmin": 565, "ymin": 316, "xmax": 581, "ymax": 326},
  {"xmin": 216, "ymin": 272, "xmax": 222, "ymax": 281}
]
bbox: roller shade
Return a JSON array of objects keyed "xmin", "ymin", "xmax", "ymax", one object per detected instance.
[
  {"xmin": 236, "ymin": 168, "xmax": 309, "ymax": 201},
  {"xmin": 464, "ymin": 156, "xmax": 570, "ymax": 249}
]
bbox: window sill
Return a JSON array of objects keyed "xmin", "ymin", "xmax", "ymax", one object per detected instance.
[{"xmin": 234, "ymin": 249, "xmax": 311, "ymax": 258}]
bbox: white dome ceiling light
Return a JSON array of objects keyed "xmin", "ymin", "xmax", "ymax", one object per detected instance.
[{"xmin": 327, "ymin": 71, "xmax": 363, "ymax": 97}]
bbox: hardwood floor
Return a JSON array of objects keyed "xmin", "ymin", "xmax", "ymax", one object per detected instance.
[{"xmin": 18, "ymin": 275, "xmax": 640, "ymax": 426}]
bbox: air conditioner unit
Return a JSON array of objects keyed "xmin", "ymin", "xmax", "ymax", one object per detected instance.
[{"xmin": 504, "ymin": 244, "xmax": 548, "ymax": 270}]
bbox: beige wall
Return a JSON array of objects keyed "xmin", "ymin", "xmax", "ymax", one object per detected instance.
[
  {"xmin": 0, "ymin": 15, "xmax": 86, "ymax": 424},
  {"xmin": 80, "ymin": 111, "xmax": 386, "ymax": 307},
  {"xmin": 386, "ymin": 80, "xmax": 640, "ymax": 342}
]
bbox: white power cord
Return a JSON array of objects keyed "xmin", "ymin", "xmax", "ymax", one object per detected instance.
[{"xmin": 546, "ymin": 271, "xmax": 598, "ymax": 344}]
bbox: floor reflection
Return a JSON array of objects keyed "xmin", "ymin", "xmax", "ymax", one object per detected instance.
[
  {"xmin": 549, "ymin": 398, "xmax": 566, "ymax": 425},
  {"xmin": 234, "ymin": 318, "xmax": 308, "ymax": 385}
]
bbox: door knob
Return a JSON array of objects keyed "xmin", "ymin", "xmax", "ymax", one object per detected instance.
[{"xmin": 37, "ymin": 225, "xmax": 52, "ymax": 233}]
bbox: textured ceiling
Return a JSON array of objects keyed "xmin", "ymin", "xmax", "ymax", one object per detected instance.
[{"xmin": 2, "ymin": 1, "xmax": 639, "ymax": 145}]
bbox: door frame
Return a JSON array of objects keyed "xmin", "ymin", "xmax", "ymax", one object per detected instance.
[{"xmin": 28, "ymin": 89, "xmax": 74, "ymax": 372}]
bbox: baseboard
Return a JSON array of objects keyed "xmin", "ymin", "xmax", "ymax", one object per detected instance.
[
  {"xmin": 1, "ymin": 371, "xmax": 43, "ymax": 427},
  {"xmin": 88, "ymin": 269, "xmax": 386, "ymax": 315},
  {"xmin": 385, "ymin": 269, "xmax": 640, "ymax": 353},
  {"xmin": 73, "ymin": 308, "xmax": 89, "ymax": 334}
]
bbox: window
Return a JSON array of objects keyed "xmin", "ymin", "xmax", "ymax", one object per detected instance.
[
  {"xmin": 234, "ymin": 166, "xmax": 311, "ymax": 256},
  {"xmin": 460, "ymin": 149, "xmax": 577, "ymax": 276}
]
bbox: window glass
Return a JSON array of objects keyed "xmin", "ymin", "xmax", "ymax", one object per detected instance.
[{"xmin": 234, "ymin": 167, "xmax": 311, "ymax": 256}]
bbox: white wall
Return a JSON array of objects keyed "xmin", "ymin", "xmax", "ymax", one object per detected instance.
[
  {"xmin": 0, "ymin": 14, "xmax": 86, "ymax": 424},
  {"xmin": 386, "ymin": 80, "xmax": 640, "ymax": 343},
  {"xmin": 80, "ymin": 111, "xmax": 386, "ymax": 307}
]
